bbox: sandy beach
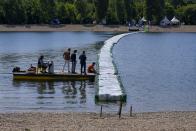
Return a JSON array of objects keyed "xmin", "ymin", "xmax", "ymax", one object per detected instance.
[
  {"xmin": 0, "ymin": 111, "xmax": 195, "ymax": 131},
  {"xmin": 0, "ymin": 24, "xmax": 196, "ymax": 32},
  {"xmin": 149, "ymin": 25, "xmax": 196, "ymax": 32},
  {"xmin": 0, "ymin": 24, "xmax": 128, "ymax": 32}
]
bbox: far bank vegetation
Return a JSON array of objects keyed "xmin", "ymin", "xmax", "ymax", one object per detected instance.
[{"xmin": 0, "ymin": 0, "xmax": 195, "ymax": 25}]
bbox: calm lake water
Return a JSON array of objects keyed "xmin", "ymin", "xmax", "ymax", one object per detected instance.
[
  {"xmin": 114, "ymin": 33, "xmax": 196, "ymax": 112},
  {"xmin": 0, "ymin": 32, "xmax": 196, "ymax": 113},
  {"xmin": 0, "ymin": 32, "xmax": 115, "ymax": 112}
]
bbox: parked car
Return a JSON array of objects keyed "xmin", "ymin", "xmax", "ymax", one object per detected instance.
[{"xmin": 50, "ymin": 19, "xmax": 60, "ymax": 25}]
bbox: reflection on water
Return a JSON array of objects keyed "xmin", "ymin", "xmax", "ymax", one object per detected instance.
[
  {"xmin": 37, "ymin": 82, "xmax": 55, "ymax": 95},
  {"xmin": 12, "ymin": 80, "xmax": 88, "ymax": 105},
  {"xmin": 62, "ymin": 81, "xmax": 86, "ymax": 104},
  {"xmin": 0, "ymin": 32, "xmax": 114, "ymax": 112}
]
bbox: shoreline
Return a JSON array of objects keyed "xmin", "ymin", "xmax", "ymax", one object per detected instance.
[
  {"xmin": 0, "ymin": 111, "xmax": 195, "ymax": 130},
  {"xmin": 0, "ymin": 24, "xmax": 129, "ymax": 32},
  {"xmin": 0, "ymin": 24, "xmax": 196, "ymax": 32}
]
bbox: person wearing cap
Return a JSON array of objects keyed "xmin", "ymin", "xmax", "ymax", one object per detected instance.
[
  {"xmin": 87, "ymin": 62, "xmax": 97, "ymax": 74},
  {"xmin": 62, "ymin": 48, "xmax": 71, "ymax": 73}
]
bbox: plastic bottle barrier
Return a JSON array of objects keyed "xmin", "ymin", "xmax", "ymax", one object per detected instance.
[{"xmin": 97, "ymin": 32, "xmax": 138, "ymax": 101}]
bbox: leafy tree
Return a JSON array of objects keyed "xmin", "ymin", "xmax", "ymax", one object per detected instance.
[
  {"xmin": 83, "ymin": 3, "xmax": 95, "ymax": 24},
  {"xmin": 94, "ymin": 0, "xmax": 109, "ymax": 23},
  {"xmin": 159, "ymin": 0, "xmax": 166, "ymax": 19},
  {"xmin": 124, "ymin": 0, "xmax": 137, "ymax": 22},
  {"xmin": 24, "ymin": 0, "xmax": 43, "ymax": 24},
  {"xmin": 145, "ymin": 0, "xmax": 165, "ymax": 24},
  {"xmin": 65, "ymin": 3, "xmax": 76, "ymax": 23},
  {"xmin": 177, "ymin": 4, "xmax": 196, "ymax": 24},
  {"xmin": 116, "ymin": 0, "xmax": 126, "ymax": 24},
  {"xmin": 170, "ymin": 0, "xmax": 185, "ymax": 8},
  {"xmin": 0, "ymin": 0, "xmax": 5, "ymax": 24},
  {"xmin": 106, "ymin": 0, "xmax": 118, "ymax": 24},
  {"xmin": 75, "ymin": 1, "xmax": 94, "ymax": 24},
  {"xmin": 75, "ymin": 0, "xmax": 86, "ymax": 23},
  {"xmin": 165, "ymin": 2, "xmax": 175, "ymax": 20},
  {"xmin": 39, "ymin": 0, "xmax": 56, "ymax": 23},
  {"xmin": 4, "ymin": 0, "xmax": 27, "ymax": 24},
  {"xmin": 56, "ymin": 3, "xmax": 67, "ymax": 23},
  {"xmin": 134, "ymin": 0, "xmax": 145, "ymax": 20},
  {"xmin": 0, "ymin": 0, "xmax": 195, "ymax": 25},
  {"xmin": 145, "ymin": 0, "xmax": 153, "ymax": 21}
]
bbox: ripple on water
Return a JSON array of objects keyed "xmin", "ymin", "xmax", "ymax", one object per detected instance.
[
  {"xmin": 113, "ymin": 32, "xmax": 196, "ymax": 112},
  {"xmin": 0, "ymin": 32, "xmax": 114, "ymax": 112}
]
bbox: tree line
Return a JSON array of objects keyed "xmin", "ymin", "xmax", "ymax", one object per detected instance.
[{"xmin": 0, "ymin": 0, "xmax": 195, "ymax": 25}]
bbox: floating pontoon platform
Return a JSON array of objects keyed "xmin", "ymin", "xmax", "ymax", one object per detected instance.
[{"xmin": 13, "ymin": 72, "xmax": 95, "ymax": 81}]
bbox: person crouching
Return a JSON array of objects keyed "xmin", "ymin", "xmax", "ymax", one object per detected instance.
[{"xmin": 88, "ymin": 62, "xmax": 97, "ymax": 74}]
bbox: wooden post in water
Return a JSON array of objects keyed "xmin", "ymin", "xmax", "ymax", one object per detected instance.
[
  {"xmin": 100, "ymin": 105, "xmax": 103, "ymax": 117},
  {"xmin": 118, "ymin": 102, "xmax": 123, "ymax": 118},
  {"xmin": 130, "ymin": 106, "xmax": 133, "ymax": 117}
]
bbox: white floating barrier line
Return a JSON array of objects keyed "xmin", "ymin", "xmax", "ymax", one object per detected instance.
[{"xmin": 96, "ymin": 32, "xmax": 138, "ymax": 101}]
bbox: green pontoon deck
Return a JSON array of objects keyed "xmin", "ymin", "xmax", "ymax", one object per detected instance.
[{"xmin": 13, "ymin": 72, "xmax": 95, "ymax": 82}]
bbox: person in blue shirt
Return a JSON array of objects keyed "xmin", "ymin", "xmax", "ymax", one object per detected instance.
[{"xmin": 79, "ymin": 51, "xmax": 87, "ymax": 75}]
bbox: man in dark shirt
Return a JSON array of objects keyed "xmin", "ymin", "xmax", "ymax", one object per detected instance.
[
  {"xmin": 79, "ymin": 51, "xmax": 87, "ymax": 75},
  {"xmin": 38, "ymin": 55, "xmax": 48, "ymax": 73},
  {"xmin": 71, "ymin": 50, "xmax": 77, "ymax": 73}
]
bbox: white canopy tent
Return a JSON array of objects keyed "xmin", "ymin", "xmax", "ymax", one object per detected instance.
[
  {"xmin": 141, "ymin": 17, "xmax": 147, "ymax": 22},
  {"xmin": 160, "ymin": 16, "xmax": 171, "ymax": 26},
  {"xmin": 171, "ymin": 16, "xmax": 180, "ymax": 25},
  {"xmin": 139, "ymin": 17, "xmax": 147, "ymax": 26}
]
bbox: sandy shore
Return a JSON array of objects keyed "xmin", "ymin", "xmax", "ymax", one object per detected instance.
[
  {"xmin": 0, "ymin": 24, "xmax": 129, "ymax": 32},
  {"xmin": 0, "ymin": 111, "xmax": 195, "ymax": 131},
  {"xmin": 0, "ymin": 24, "xmax": 196, "ymax": 32},
  {"xmin": 149, "ymin": 25, "xmax": 196, "ymax": 32}
]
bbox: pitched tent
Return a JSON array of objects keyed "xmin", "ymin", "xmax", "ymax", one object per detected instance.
[
  {"xmin": 160, "ymin": 16, "xmax": 171, "ymax": 26},
  {"xmin": 141, "ymin": 17, "xmax": 147, "ymax": 22},
  {"xmin": 171, "ymin": 16, "xmax": 180, "ymax": 25},
  {"xmin": 139, "ymin": 17, "xmax": 147, "ymax": 26}
]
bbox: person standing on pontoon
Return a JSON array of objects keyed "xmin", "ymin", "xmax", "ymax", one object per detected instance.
[
  {"xmin": 79, "ymin": 51, "xmax": 87, "ymax": 75},
  {"xmin": 62, "ymin": 48, "xmax": 71, "ymax": 73},
  {"xmin": 71, "ymin": 50, "xmax": 77, "ymax": 74}
]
